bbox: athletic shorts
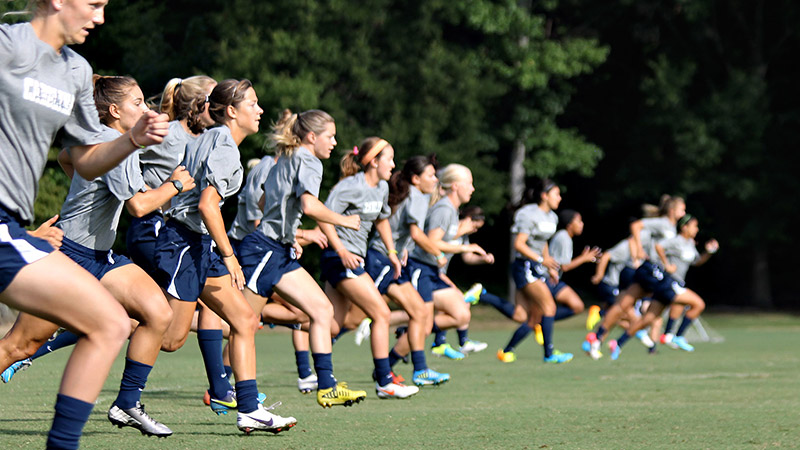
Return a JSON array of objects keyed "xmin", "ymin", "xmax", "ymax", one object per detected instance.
[
  {"xmin": 60, "ymin": 237, "xmax": 131, "ymax": 280},
  {"xmin": 240, "ymin": 232, "xmax": 302, "ymax": 298},
  {"xmin": 154, "ymin": 220, "xmax": 228, "ymax": 302},
  {"xmin": 229, "ymin": 237, "xmax": 243, "ymax": 258},
  {"xmin": 596, "ymin": 281, "xmax": 619, "ymax": 306},
  {"xmin": 618, "ymin": 266, "xmax": 636, "ymax": 290},
  {"xmin": 547, "ymin": 279, "xmax": 568, "ymax": 297},
  {"xmin": 365, "ymin": 248, "xmax": 409, "ymax": 295},
  {"xmin": 126, "ymin": 211, "xmax": 164, "ymax": 277},
  {"xmin": 0, "ymin": 205, "xmax": 53, "ymax": 293},
  {"xmin": 510, "ymin": 258, "xmax": 548, "ymax": 290},
  {"xmin": 406, "ymin": 257, "xmax": 450, "ymax": 303},
  {"xmin": 632, "ymin": 261, "xmax": 682, "ymax": 304},
  {"xmin": 319, "ymin": 248, "xmax": 367, "ymax": 287}
]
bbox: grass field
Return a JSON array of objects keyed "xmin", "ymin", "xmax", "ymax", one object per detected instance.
[{"xmin": 1, "ymin": 309, "xmax": 798, "ymax": 449}]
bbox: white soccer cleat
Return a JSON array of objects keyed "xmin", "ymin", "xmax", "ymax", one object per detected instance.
[
  {"xmin": 297, "ymin": 373, "xmax": 318, "ymax": 394},
  {"xmin": 635, "ymin": 329, "xmax": 655, "ymax": 348},
  {"xmin": 589, "ymin": 339, "xmax": 603, "ymax": 360},
  {"xmin": 459, "ymin": 339, "xmax": 488, "ymax": 354},
  {"xmin": 237, "ymin": 402, "xmax": 296, "ymax": 434},
  {"xmin": 662, "ymin": 333, "xmax": 678, "ymax": 349},
  {"xmin": 108, "ymin": 402, "xmax": 173, "ymax": 437},
  {"xmin": 375, "ymin": 381, "xmax": 419, "ymax": 399},
  {"xmin": 354, "ymin": 318, "xmax": 372, "ymax": 346}
]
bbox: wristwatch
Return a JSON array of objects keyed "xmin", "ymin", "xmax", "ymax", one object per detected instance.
[{"xmin": 170, "ymin": 179, "xmax": 183, "ymax": 194}]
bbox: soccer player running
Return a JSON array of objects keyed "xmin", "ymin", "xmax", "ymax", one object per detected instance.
[
  {"xmin": 497, "ymin": 180, "xmax": 573, "ymax": 364},
  {"xmin": 319, "ymin": 137, "xmax": 419, "ymax": 399},
  {"xmin": 0, "ymin": 2, "xmax": 168, "ymax": 447},
  {"xmin": 238, "ymin": 109, "xmax": 368, "ymax": 408}
]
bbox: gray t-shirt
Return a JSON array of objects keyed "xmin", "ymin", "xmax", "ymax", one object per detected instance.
[
  {"xmin": 549, "ymin": 230, "xmax": 573, "ymax": 267},
  {"xmin": 0, "ymin": 23, "xmax": 105, "ymax": 223},
  {"xmin": 165, "ymin": 126, "xmax": 243, "ymax": 234},
  {"xmin": 57, "ymin": 126, "xmax": 145, "ymax": 250},
  {"xmin": 257, "ymin": 147, "xmax": 322, "ymax": 244},
  {"xmin": 441, "ymin": 235, "xmax": 468, "ymax": 274},
  {"xmin": 640, "ymin": 217, "xmax": 677, "ymax": 262},
  {"xmin": 324, "ymin": 172, "xmax": 390, "ymax": 257},
  {"xmin": 511, "ymin": 204, "xmax": 558, "ymax": 259},
  {"xmin": 228, "ymin": 155, "xmax": 276, "ymax": 241},
  {"xmin": 602, "ymin": 238, "xmax": 632, "ymax": 286},
  {"xmin": 411, "ymin": 197, "xmax": 459, "ymax": 266},
  {"xmin": 659, "ymin": 235, "xmax": 699, "ymax": 284},
  {"xmin": 370, "ymin": 185, "xmax": 430, "ymax": 257},
  {"xmin": 140, "ymin": 120, "xmax": 192, "ymax": 189}
]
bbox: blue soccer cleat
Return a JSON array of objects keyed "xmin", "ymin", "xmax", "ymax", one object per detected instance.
[
  {"xmin": 543, "ymin": 352, "xmax": 573, "ymax": 364},
  {"xmin": 431, "ymin": 343, "xmax": 465, "ymax": 360},
  {"xmin": 2, "ymin": 358, "xmax": 31, "ymax": 384},
  {"xmin": 609, "ymin": 340, "xmax": 621, "ymax": 360},
  {"xmin": 412, "ymin": 368, "xmax": 450, "ymax": 386},
  {"xmin": 672, "ymin": 336, "xmax": 695, "ymax": 352}
]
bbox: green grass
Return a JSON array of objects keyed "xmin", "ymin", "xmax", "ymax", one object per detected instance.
[{"xmin": 1, "ymin": 310, "xmax": 799, "ymax": 449}]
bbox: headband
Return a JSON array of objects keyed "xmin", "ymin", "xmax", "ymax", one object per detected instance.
[
  {"xmin": 360, "ymin": 139, "xmax": 389, "ymax": 166},
  {"xmin": 678, "ymin": 213, "xmax": 694, "ymax": 229}
]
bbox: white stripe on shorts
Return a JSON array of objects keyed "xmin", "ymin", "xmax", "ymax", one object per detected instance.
[
  {"xmin": 0, "ymin": 223, "xmax": 49, "ymax": 264},
  {"xmin": 167, "ymin": 245, "xmax": 191, "ymax": 299},
  {"xmin": 246, "ymin": 250, "xmax": 273, "ymax": 293},
  {"xmin": 373, "ymin": 265, "xmax": 391, "ymax": 288}
]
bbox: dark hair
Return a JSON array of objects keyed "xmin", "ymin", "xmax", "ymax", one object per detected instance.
[
  {"xmin": 208, "ymin": 78, "xmax": 253, "ymax": 125},
  {"xmin": 339, "ymin": 136, "xmax": 389, "ymax": 179},
  {"xmin": 388, "ymin": 154, "xmax": 438, "ymax": 212},
  {"xmin": 558, "ymin": 209, "xmax": 580, "ymax": 229},
  {"xmin": 92, "ymin": 75, "xmax": 139, "ymax": 126},
  {"xmin": 677, "ymin": 213, "xmax": 696, "ymax": 230},
  {"xmin": 517, "ymin": 178, "xmax": 558, "ymax": 209},
  {"xmin": 459, "ymin": 205, "xmax": 485, "ymax": 221}
]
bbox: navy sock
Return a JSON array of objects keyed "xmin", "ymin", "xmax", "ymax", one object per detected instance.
[
  {"xmin": 312, "ymin": 352, "xmax": 336, "ymax": 390},
  {"xmin": 479, "ymin": 292, "xmax": 516, "ymax": 319},
  {"xmin": 503, "ymin": 323, "xmax": 531, "ymax": 353},
  {"xmin": 676, "ymin": 316, "xmax": 694, "ymax": 337},
  {"xmin": 541, "ymin": 315, "xmax": 555, "ymax": 358},
  {"xmin": 596, "ymin": 325, "xmax": 607, "ymax": 340},
  {"xmin": 374, "ymin": 357, "xmax": 392, "ymax": 387},
  {"xmin": 224, "ymin": 365, "xmax": 234, "ymax": 381},
  {"xmin": 47, "ymin": 394, "xmax": 93, "ymax": 450},
  {"xmin": 394, "ymin": 326, "xmax": 408, "ymax": 340},
  {"xmin": 411, "ymin": 350, "xmax": 427, "ymax": 372},
  {"xmin": 32, "ymin": 331, "xmax": 79, "ymax": 361},
  {"xmin": 234, "ymin": 379, "xmax": 258, "ymax": 414},
  {"xmin": 113, "ymin": 358, "xmax": 152, "ymax": 409},
  {"xmin": 664, "ymin": 317, "xmax": 676, "ymax": 335},
  {"xmin": 457, "ymin": 329, "xmax": 469, "ymax": 347},
  {"xmin": 432, "ymin": 321, "xmax": 447, "ymax": 347},
  {"xmin": 554, "ymin": 305, "xmax": 576, "ymax": 321},
  {"xmin": 197, "ymin": 329, "xmax": 231, "ymax": 399},
  {"xmin": 617, "ymin": 332, "xmax": 631, "ymax": 347},
  {"xmin": 295, "ymin": 351, "xmax": 312, "ymax": 378},
  {"xmin": 388, "ymin": 349, "xmax": 403, "ymax": 368}
]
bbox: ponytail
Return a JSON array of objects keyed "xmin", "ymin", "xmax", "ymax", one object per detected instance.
[
  {"xmin": 270, "ymin": 109, "xmax": 334, "ymax": 157},
  {"xmin": 431, "ymin": 163, "xmax": 471, "ymax": 205},
  {"xmin": 388, "ymin": 154, "xmax": 438, "ymax": 212},
  {"xmin": 339, "ymin": 136, "xmax": 389, "ymax": 179}
]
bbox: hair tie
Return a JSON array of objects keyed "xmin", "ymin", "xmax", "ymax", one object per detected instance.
[
  {"xmin": 176, "ymin": 78, "xmax": 182, "ymax": 88},
  {"xmin": 353, "ymin": 146, "xmax": 359, "ymax": 155}
]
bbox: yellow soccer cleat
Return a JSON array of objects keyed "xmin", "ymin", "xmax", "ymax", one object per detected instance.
[
  {"xmin": 317, "ymin": 383, "xmax": 367, "ymax": 408},
  {"xmin": 586, "ymin": 305, "xmax": 602, "ymax": 331},
  {"xmin": 534, "ymin": 324, "xmax": 544, "ymax": 346},
  {"xmin": 496, "ymin": 349, "xmax": 516, "ymax": 363}
]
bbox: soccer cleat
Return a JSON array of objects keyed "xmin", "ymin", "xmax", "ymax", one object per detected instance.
[
  {"xmin": 581, "ymin": 339, "xmax": 591, "ymax": 353},
  {"xmin": 662, "ymin": 333, "xmax": 678, "ymax": 349},
  {"xmin": 203, "ymin": 390, "xmax": 211, "ymax": 406},
  {"xmin": 431, "ymin": 343, "xmax": 465, "ymax": 360},
  {"xmin": 2, "ymin": 358, "xmax": 31, "ymax": 384},
  {"xmin": 463, "ymin": 283, "xmax": 483, "ymax": 304},
  {"xmin": 635, "ymin": 329, "xmax": 655, "ymax": 348},
  {"xmin": 208, "ymin": 389, "xmax": 266, "ymax": 415},
  {"xmin": 460, "ymin": 339, "xmax": 488, "ymax": 354},
  {"xmin": 586, "ymin": 305, "xmax": 602, "ymax": 330},
  {"xmin": 375, "ymin": 381, "xmax": 419, "ymax": 399},
  {"xmin": 544, "ymin": 352, "xmax": 573, "ymax": 364},
  {"xmin": 608, "ymin": 340, "xmax": 621, "ymax": 360},
  {"xmin": 586, "ymin": 333, "xmax": 603, "ymax": 360},
  {"xmin": 108, "ymin": 402, "xmax": 173, "ymax": 437},
  {"xmin": 372, "ymin": 369, "xmax": 406, "ymax": 384},
  {"xmin": 298, "ymin": 374, "xmax": 318, "ymax": 394},
  {"xmin": 237, "ymin": 402, "xmax": 296, "ymax": 435},
  {"xmin": 496, "ymin": 349, "xmax": 516, "ymax": 363},
  {"xmin": 317, "ymin": 383, "xmax": 367, "ymax": 408},
  {"xmin": 354, "ymin": 318, "xmax": 372, "ymax": 346},
  {"xmin": 412, "ymin": 368, "xmax": 450, "ymax": 386},
  {"xmin": 534, "ymin": 324, "xmax": 544, "ymax": 346},
  {"xmin": 672, "ymin": 336, "xmax": 695, "ymax": 352}
]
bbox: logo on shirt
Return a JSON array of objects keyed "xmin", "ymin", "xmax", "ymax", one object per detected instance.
[
  {"xmin": 22, "ymin": 77, "xmax": 75, "ymax": 116},
  {"xmin": 363, "ymin": 201, "xmax": 383, "ymax": 214}
]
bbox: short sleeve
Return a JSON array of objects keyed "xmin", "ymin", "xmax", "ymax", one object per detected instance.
[
  {"xmin": 324, "ymin": 181, "xmax": 351, "ymax": 214},
  {"xmin": 426, "ymin": 204, "xmax": 451, "ymax": 234},
  {"xmin": 511, "ymin": 208, "xmax": 534, "ymax": 235},
  {"xmin": 104, "ymin": 152, "xmax": 145, "ymax": 201},
  {"xmin": 295, "ymin": 153, "xmax": 322, "ymax": 199},
  {"xmin": 549, "ymin": 231, "xmax": 572, "ymax": 266},
  {"xmin": 405, "ymin": 191, "xmax": 428, "ymax": 226},
  {"xmin": 205, "ymin": 140, "xmax": 242, "ymax": 198},
  {"xmin": 61, "ymin": 59, "xmax": 105, "ymax": 148},
  {"xmin": 0, "ymin": 24, "xmax": 14, "ymax": 65}
]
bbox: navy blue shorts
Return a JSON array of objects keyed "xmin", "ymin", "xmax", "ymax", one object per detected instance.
[
  {"xmin": 0, "ymin": 205, "xmax": 53, "ymax": 293},
  {"xmin": 632, "ymin": 261, "xmax": 683, "ymax": 304},
  {"xmin": 126, "ymin": 211, "xmax": 164, "ymax": 277},
  {"xmin": 510, "ymin": 258, "xmax": 548, "ymax": 290},
  {"xmin": 406, "ymin": 257, "xmax": 449, "ymax": 303},
  {"xmin": 229, "ymin": 237, "xmax": 243, "ymax": 258},
  {"xmin": 319, "ymin": 248, "xmax": 367, "ymax": 287},
  {"xmin": 240, "ymin": 232, "xmax": 302, "ymax": 298},
  {"xmin": 547, "ymin": 279, "xmax": 568, "ymax": 297},
  {"xmin": 596, "ymin": 281, "xmax": 619, "ymax": 306},
  {"xmin": 618, "ymin": 266, "xmax": 636, "ymax": 290},
  {"xmin": 153, "ymin": 220, "xmax": 228, "ymax": 302},
  {"xmin": 365, "ymin": 248, "xmax": 409, "ymax": 295},
  {"xmin": 60, "ymin": 237, "xmax": 132, "ymax": 280}
]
